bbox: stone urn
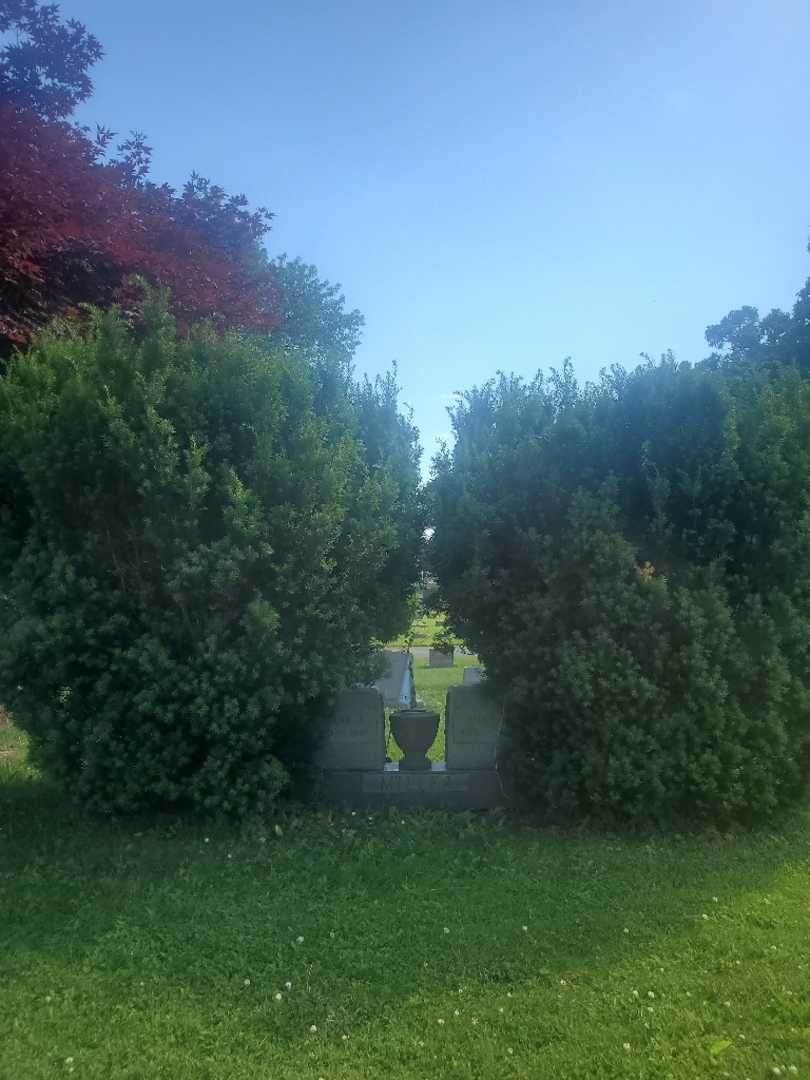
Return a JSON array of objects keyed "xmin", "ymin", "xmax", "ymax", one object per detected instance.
[{"xmin": 390, "ymin": 708, "xmax": 439, "ymax": 771}]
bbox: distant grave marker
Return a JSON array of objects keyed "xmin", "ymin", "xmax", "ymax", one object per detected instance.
[{"xmin": 462, "ymin": 665, "xmax": 485, "ymax": 685}]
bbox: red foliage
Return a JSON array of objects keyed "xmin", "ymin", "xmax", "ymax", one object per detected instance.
[{"xmin": 0, "ymin": 104, "xmax": 278, "ymax": 344}]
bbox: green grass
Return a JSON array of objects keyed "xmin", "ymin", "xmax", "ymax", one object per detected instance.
[
  {"xmin": 0, "ymin": 705, "xmax": 26, "ymax": 754},
  {"xmin": 3, "ymin": 726, "xmax": 810, "ymax": 1079},
  {"xmin": 386, "ymin": 612, "xmax": 457, "ymax": 649}
]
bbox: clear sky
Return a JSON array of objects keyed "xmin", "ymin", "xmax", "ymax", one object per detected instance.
[{"xmin": 70, "ymin": 0, "xmax": 810, "ymax": 467}]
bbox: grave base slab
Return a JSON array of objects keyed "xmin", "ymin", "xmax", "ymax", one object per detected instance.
[{"xmin": 313, "ymin": 761, "xmax": 506, "ymax": 810}]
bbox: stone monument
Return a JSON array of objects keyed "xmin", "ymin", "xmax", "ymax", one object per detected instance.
[
  {"xmin": 428, "ymin": 646, "xmax": 454, "ymax": 669},
  {"xmin": 373, "ymin": 650, "xmax": 415, "ymax": 708},
  {"xmin": 313, "ymin": 682, "xmax": 507, "ymax": 810},
  {"xmin": 314, "ymin": 687, "xmax": 385, "ymax": 771},
  {"xmin": 445, "ymin": 684, "xmax": 501, "ymax": 769},
  {"xmin": 462, "ymin": 665, "xmax": 485, "ymax": 685}
]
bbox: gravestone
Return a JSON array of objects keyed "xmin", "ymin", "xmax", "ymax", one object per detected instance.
[
  {"xmin": 320, "ymin": 761, "xmax": 503, "ymax": 810},
  {"xmin": 310, "ymin": 680, "xmax": 508, "ymax": 810},
  {"xmin": 373, "ymin": 650, "xmax": 415, "ymax": 708},
  {"xmin": 445, "ymin": 684, "xmax": 502, "ymax": 770},
  {"xmin": 428, "ymin": 647, "xmax": 454, "ymax": 668},
  {"xmin": 462, "ymin": 665, "xmax": 485, "ymax": 685},
  {"xmin": 314, "ymin": 688, "xmax": 385, "ymax": 771}
]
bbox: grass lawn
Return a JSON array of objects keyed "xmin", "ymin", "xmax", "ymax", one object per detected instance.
[
  {"xmin": 386, "ymin": 612, "xmax": 456, "ymax": 649},
  {"xmin": 3, "ymin": 721, "xmax": 810, "ymax": 1079}
]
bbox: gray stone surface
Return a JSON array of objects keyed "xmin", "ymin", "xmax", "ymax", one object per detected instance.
[
  {"xmin": 314, "ymin": 688, "xmax": 385, "ymax": 771},
  {"xmin": 445, "ymin": 684, "xmax": 502, "ymax": 770},
  {"xmin": 316, "ymin": 761, "xmax": 505, "ymax": 810},
  {"xmin": 373, "ymin": 650, "xmax": 415, "ymax": 708},
  {"xmin": 428, "ymin": 647, "xmax": 454, "ymax": 668},
  {"xmin": 462, "ymin": 665, "xmax": 485, "ymax": 685}
]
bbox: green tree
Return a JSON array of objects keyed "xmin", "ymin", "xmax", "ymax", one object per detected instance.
[
  {"xmin": 430, "ymin": 336, "xmax": 810, "ymax": 827},
  {"xmin": 0, "ymin": 288, "xmax": 422, "ymax": 815}
]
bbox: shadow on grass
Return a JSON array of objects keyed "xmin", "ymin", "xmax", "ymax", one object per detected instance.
[{"xmin": 3, "ymin": 758, "xmax": 808, "ymax": 1017}]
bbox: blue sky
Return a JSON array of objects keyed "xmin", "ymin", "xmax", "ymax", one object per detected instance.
[{"xmin": 70, "ymin": 0, "xmax": 810, "ymax": 467}]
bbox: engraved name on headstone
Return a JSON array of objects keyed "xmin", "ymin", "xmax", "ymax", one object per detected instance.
[{"xmin": 362, "ymin": 767, "xmax": 471, "ymax": 794}]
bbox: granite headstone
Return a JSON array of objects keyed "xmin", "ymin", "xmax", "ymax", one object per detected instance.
[
  {"xmin": 445, "ymin": 684, "xmax": 502, "ymax": 770},
  {"xmin": 315, "ymin": 688, "xmax": 386, "ymax": 771}
]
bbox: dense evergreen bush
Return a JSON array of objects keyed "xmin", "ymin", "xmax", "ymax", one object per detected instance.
[
  {"xmin": 430, "ymin": 350, "xmax": 810, "ymax": 826},
  {"xmin": 0, "ymin": 289, "xmax": 422, "ymax": 814}
]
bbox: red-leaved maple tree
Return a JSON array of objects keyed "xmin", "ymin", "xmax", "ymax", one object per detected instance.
[{"xmin": 0, "ymin": 1, "xmax": 278, "ymax": 347}]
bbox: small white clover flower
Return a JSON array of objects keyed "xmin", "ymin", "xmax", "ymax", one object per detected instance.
[
  {"xmin": 788, "ymin": 1067, "xmax": 798, "ymax": 1075},
  {"xmin": 274, "ymin": 992, "xmax": 283, "ymax": 1002},
  {"xmin": 712, "ymin": 896, "xmax": 719, "ymax": 902},
  {"xmin": 296, "ymin": 936, "xmax": 304, "ymax": 944},
  {"xmin": 498, "ymin": 1007, "xmax": 504, "ymax": 1013},
  {"xmin": 454, "ymin": 1009, "xmax": 460, "ymax": 1017},
  {"xmin": 244, "ymin": 978, "xmax": 251, "ymax": 987},
  {"xmin": 309, "ymin": 1024, "xmax": 317, "ymax": 1034},
  {"xmin": 623, "ymin": 1042, "xmax": 631, "ymax": 1051},
  {"xmin": 437, "ymin": 1018, "xmax": 445, "ymax": 1025},
  {"xmin": 647, "ymin": 991, "xmax": 655, "ymax": 999},
  {"xmin": 341, "ymin": 1034, "xmax": 348, "ymax": 1041},
  {"xmin": 417, "ymin": 1040, "xmax": 425, "ymax": 1048},
  {"xmin": 702, "ymin": 913, "xmax": 709, "ymax": 920},
  {"xmin": 560, "ymin": 979, "xmax": 567, "ymax": 986},
  {"xmin": 506, "ymin": 991, "xmax": 512, "ymax": 998},
  {"xmin": 724, "ymin": 1000, "xmax": 731, "ymax": 1007},
  {"xmin": 632, "ymin": 989, "xmax": 639, "ymax": 998},
  {"xmin": 443, "ymin": 927, "xmax": 450, "ymax": 934},
  {"xmin": 522, "ymin": 925, "xmax": 528, "ymax": 932},
  {"xmin": 623, "ymin": 928, "xmax": 630, "ymax": 934},
  {"xmin": 227, "ymin": 853, "xmax": 233, "ymax": 860},
  {"xmin": 285, "ymin": 980, "xmax": 292, "ymax": 990},
  {"xmin": 204, "ymin": 837, "xmax": 210, "ymax": 843},
  {"xmin": 274, "ymin": 824, "xmax": 283, "ymax": 837},
  {"xmin": 507, "ymin": 1048, "xmax": 514, "ymax": 1055},
  {"xmin": 65, "ymin": 1059, "xmax": 74, "ymax": 1067}
]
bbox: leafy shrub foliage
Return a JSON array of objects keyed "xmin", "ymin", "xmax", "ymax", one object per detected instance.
[
  {"xmin": 430, "ymin": 339, "xmax": 810, "ymax": 826},
  {"xmin": 0, "ymin": 290, "xmax": 422, "ymax": 814}
]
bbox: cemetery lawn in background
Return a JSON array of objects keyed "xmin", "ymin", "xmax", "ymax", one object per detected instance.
[
  {"xmin": 0, "ymin": 707, "xmax": 25, "ymax": 755},
  {"xmin": 387, "ymin": 612, "xmax": 455, "ymax": 649},
  {"xmin": 3, "ymin": 737, "xmax": 810, "ymax": 1079}
]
